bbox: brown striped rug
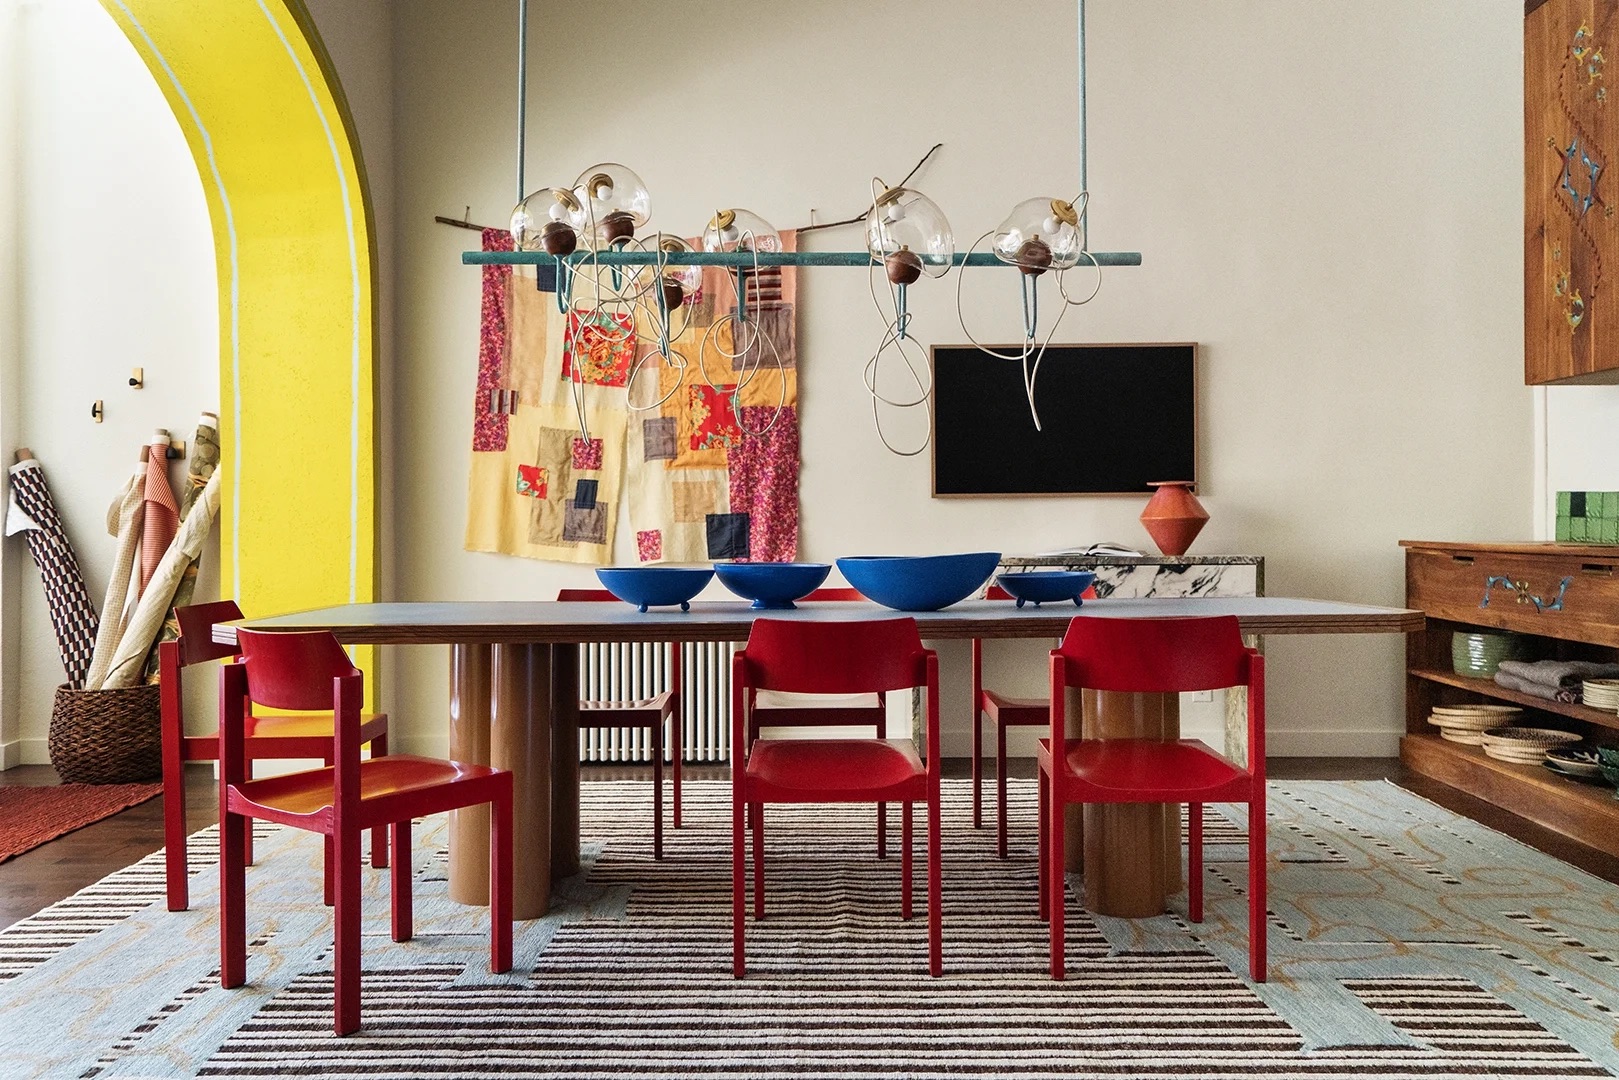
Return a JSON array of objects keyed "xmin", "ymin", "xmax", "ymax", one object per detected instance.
[{"xmin": 1, "ymin": 779, "xmax": 1616, "ymax": 1078}]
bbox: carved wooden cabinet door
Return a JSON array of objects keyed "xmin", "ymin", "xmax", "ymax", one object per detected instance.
[{"xmin": 1527, "ymin": 0, "xmax": 1619, "ymax": 384}]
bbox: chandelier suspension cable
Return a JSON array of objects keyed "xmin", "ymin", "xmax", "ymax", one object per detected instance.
[{"xmin": 515, "ymin": 0, "xmax": 528, "ymax": 205}]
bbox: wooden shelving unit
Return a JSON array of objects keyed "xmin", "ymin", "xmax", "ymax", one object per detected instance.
[{"xmin": 1401, "ymin": 540, "xmax": 1619, "ymax": 857}]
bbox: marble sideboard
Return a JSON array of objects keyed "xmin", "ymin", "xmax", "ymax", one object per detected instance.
[{"xmin": 998, "ymin": 553, "xmax": 1265, "ymax": 761}]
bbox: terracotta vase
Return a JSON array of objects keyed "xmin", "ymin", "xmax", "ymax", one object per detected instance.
[{"xmin": 1139, "ymin": 481, "xmax": 1208, "ymax": 557}]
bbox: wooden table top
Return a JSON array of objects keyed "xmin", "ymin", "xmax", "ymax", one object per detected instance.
[{"xmin": 218, "ymin": 596, "xmax": 1424, "ymax": 646}]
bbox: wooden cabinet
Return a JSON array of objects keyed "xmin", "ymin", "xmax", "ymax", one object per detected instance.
[
  {"xmin": 1401, "ymin": 540, "xmax": 1619, "ymax": 854},
  {"xmin": 1526, "ymin": 0, "xmax": 1619, "ymax": 384}
]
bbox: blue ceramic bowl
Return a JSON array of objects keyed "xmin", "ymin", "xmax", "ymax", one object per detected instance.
[
  {"xmin": 713, "ymin": 562, "xmax": 832, "ymax": 609},
  {"xmin": 594, "ymin": 567, "xmax": 714, "ymax": 613},
  {"xmin": 995, "ymin": 571, "xmax": 1097, "ymax": 609},
  {"xmin": 835, "ymin": 552, "xmax": 1001, "ymax": 612}
]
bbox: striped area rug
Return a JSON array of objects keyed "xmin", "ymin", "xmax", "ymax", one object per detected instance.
[{"xmin": 1, "ymin": 780, "xmax": 1617, "ymax": 1078}]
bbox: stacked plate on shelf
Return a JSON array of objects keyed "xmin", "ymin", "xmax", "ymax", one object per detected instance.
[
  {"xmin": 1427, "ymin": 704, "xmax": 1523, "ymax": 745},
  {"xmin": 1583, "ymin": 678, "xmax": 1619, "ymax": 713},
  {"xmin": 1544, "ymin": 744, "xmax": 1603, "ymax": 781},
  {"xmin": 1480, "ymin": 726, "xmax": 1582, "ymax": 765}
]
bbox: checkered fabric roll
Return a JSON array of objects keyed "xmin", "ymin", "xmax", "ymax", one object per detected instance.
[{"xmin": 6, "ymin": 460, "xmax": 98, "ymax": 689}]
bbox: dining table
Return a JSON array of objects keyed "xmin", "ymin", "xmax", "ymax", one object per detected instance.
[{"xmin": 221, "ymin": 595, "xmax": 1423, "ymax": 920}]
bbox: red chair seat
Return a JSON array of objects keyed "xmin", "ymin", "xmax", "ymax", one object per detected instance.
[
  {"xmin": 755, "ymin": 690, "xmax": 883, "ymax": 711},
  {"xmin": 980, "ymin": 690, "xmax": 1046, "ymax": 724},
  {"xmin": 1037, "ymin": 738, "xmax": 1250, "ymax": 802},
  {"xmin": 746, "ymin": 738, "xmax": 925, "ymax": 802},
  {"xmin": 245, "ymin": 711, "xmax": 389, "ymax": 740},
  {"xmin": 230, "ymin": 754, "xmax": 503, "ymax": 823}
]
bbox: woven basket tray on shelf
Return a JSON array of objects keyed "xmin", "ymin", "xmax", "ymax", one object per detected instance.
[{"xmin": 46, "ymin": 683, "xmax": 162, "ymax": 784}]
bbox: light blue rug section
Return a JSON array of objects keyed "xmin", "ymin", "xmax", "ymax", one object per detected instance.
[{"xmin": 0, "ymin": 779, "xmax": 1615, "ymax": 1078}]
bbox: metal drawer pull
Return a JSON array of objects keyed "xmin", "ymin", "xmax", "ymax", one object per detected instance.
[{"xmin": 1480, "ymin": 575, "xmax": 1573, "ymax": 613}]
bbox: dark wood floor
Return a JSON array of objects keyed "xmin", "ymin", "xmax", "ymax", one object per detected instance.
[{"xmin": 3, "ymin": 756, "xmax": 1617, "ymax": 931}]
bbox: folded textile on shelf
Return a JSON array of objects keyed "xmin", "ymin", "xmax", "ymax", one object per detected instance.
[
  {"xmin": 1493, "ymin": 669, "xmax": 1571, "ymax": 702},
  {"xmin": 1495, "ymin": 659, "xmax": 1619, "ymax": 696}
]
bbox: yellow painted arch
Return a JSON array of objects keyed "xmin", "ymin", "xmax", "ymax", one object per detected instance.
[{"xmin": 95, "ymin": 0, "xmax": 378, "ymax": 698}]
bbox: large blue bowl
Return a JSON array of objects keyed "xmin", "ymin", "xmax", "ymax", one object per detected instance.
[
  {"xmin": 836, "ymin": 552, "xmax": 1001, "ymax": 612},
  {"xmin": 996, "ymin": 571, "xmax": 1097, "ymax": 608},
  {"xmin": 713, "ymin": 562, "xmax": 831, "ymax": 609},
  {"xmin": 595, "ymin": 567, "xmax": 714, "ymax": 613}
]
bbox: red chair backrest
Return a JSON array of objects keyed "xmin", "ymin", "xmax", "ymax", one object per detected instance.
[
  {"xmin": 986, "ymin": 584, "xmax": 1012, "ymax": 601},
  {"xmin": 557, "ymin": 589, "xmax": 615, "ymax": 602},
  {"xmin": 740, "ymin": 618, "xmax": 927, "ymax": 694},
  {"xmin": 175, "ymin": 600, "xmax": 247, "ymax": 666},
  {"xmin": 236, "ymin": 629, "xmax": 361, "ymax": 711},
  {"xmin": 1056, "ymin": 615, "xmax": 1248, "ymax": 693},
  {"xmin": 805, "ymin": 587, "xmax": 865, "ymax": 602}
]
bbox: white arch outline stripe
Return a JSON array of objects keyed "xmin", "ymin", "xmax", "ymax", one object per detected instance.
[
  {"xmin": 256, "ymin": 0, "xmax": 362, "ymax": 603},
  {"xmin": 108, "ymin": 0, "xmax": 243, "ymax": 599}
]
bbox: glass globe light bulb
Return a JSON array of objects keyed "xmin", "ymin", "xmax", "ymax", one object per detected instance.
[
  {"xmin": 571, "ymin": 162, "xmax": 651, "ymax": 244},
  {"xmin": 702, "ymin": 208, "xmax": 781, "ymax": 255},
  {"xmin": 865, "ymin": 184, "xmax": 953, "ymax": 281},
  {"xmin": 993, "ymin": 197, "xmax": 1084, "ymax": 275},
  {"xmin": 511, "ymin": 185, "xmax": 584, "ymax": 253},
  {"xmin": 654, "ymin": 235, "xmax": 703, "ymax": 309}
]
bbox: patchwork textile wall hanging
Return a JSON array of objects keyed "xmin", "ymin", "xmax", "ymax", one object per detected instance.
[{"xmin": 465, "ymin": 228, "xmax": 800, "ymax": 564}]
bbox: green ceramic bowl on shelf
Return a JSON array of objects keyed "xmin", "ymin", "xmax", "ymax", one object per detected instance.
[
  {"xmin": 1451, "ymin": 630, "xmax": 1531, "ymax": 677},
  {"xmin": 1597, "ymin": 746, "xmax": 1619, "ymax": 794}
]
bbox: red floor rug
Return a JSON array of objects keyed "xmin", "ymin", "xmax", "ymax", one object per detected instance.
[{"xmin": 0, "ymin": 783, "xmax": 161, "ymax": 864}]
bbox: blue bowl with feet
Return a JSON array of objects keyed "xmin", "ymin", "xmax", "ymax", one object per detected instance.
[
  {"xmin": 595, "ymin": 567, "xmax": 714, "ymax": 612},
  {"xmin": 713, "ymin": 562, "xmax": 832, "ymax": 609},
  {"xmin": 835, "ymin": 552, "xmax": 1001, "ymax": 612},
  {"xmin": 995, "ymin": 571, "xmax": 1097, "ymax": 608}
]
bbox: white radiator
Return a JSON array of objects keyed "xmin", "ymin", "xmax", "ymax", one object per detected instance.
[{"xmin": 578, "ymin": 641, "xmax": 733, "ymax": 763}]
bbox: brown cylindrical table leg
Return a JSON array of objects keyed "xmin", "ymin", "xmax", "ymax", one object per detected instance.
[
  {"xmin": 493, "ymin": 643, "xmax": 551, "ymax": 920},
  {"xmin": 449, "ymin": 644, "xmax": 493, "ymax": 906},
  {"xmin": 550, "ymin": 643, "xmax": 582, "ymax": 880},
  {"xmin": 1063, "ymin": 685, "xmax": 1183, "ymax": 918}
]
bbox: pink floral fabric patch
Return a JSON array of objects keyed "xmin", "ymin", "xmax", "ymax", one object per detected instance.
[
  {"xmin": 571, "ymin": 437, "xmax": 604, "ymax": 471},
  {"xmin": 728, "ymin": 406, "xmax": 799, "ymax": 562},
  {"xmin": 637, "ymin": 529, "xmax": 663, "ymax": 563},
  {"xmin": 473, "ymin": 228, "xmax": 513, "ymax": 453}
]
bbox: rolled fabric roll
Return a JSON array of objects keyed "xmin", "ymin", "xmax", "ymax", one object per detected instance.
[
  {"xmin": 6, "ymin": 456, "xmax": 99, "ymax": 689},
  {"xmin": 138, "ymin": 430, "xmax": 179, "ymax": 597},
  {"xmin": 84, "ymin": 457, "xmax": 149, "ymax": 692}
]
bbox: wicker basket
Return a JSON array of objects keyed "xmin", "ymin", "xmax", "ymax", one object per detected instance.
[{"xmin": 47, "ymin": 683, "xmax": 162, "ymax": 784}]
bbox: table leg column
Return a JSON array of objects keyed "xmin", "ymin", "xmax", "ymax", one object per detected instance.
[
  {"xmin": 550, "ymin": 643, "xmax": 582, "ymax": 881},
  {"xmin": 492, "ymin": 643, "xmax": 552, "ymax": 920},
  {"xmin": 1066, "ymin": 686, "xmax": 1182, "ymax": 918},
  {"xmin": 449, "ymin": 644, "xmax": 493, "ymax": 906}
]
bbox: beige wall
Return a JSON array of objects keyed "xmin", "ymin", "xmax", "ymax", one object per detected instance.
[{"xmin": 381, "ymin": 0, "xmax": 1531, "ymax": 759}]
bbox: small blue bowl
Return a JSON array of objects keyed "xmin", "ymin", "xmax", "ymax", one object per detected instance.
[
  {"xmin": 595, "ymin": 567, "xmax": 714, "ymax": 613},
  {"xmin": 835, "ymin": 552, "xmax": 1001, "ymax": 612},
  {"xmin": 996, "ymin": 571, "xmax": 1097, "ymax": 609},
  {"xmin": 713, "ymin": 562, "xmax": 831, "ymax": 609}
]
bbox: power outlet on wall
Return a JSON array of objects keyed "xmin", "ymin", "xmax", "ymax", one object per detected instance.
[{"xmin": 1190, "ymin": 691, "xmax": 1214, "ymax": 703}]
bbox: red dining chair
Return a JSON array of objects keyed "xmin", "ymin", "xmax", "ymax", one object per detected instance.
[
  {"xmin": 159, "ymin": 600, "xmax": 391, "ymax": 911},
  {"xmin": 747, "ymin": 587, "xmax": 894, "ymax": 855},
  {"xmin": 557, "ymin": 589, "xmax": 681, "ymax": 858},
  {"xmin": 971, "ymin": 585, "xmax": 1049, "ymax": 858},
  {"xmin": 1039, "ymin": 615, "xmax": 1265, "ymax": 981},
  {"xmin": 220, "ymin": 628, "xmax": 513, "ymax": 1035},
  {"xmin": 731, "ymin": 618, "xmax": 941, "ymax": 978}
]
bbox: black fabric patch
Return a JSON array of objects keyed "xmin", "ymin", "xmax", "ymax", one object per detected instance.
[
  {"xmin": 573, "ymin": 479, "xmax": 598, "ymax": 511},
  {"xmin": 1571, "ymin": 491, "xmax": 1587, "ymax": 516},
  {"xmin": 706, "ymin": 512, "xmax": 751, "ymax": 560}
]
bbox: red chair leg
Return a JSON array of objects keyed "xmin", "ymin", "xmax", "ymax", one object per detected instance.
[
  {"xmin": 1049, "ymin": 789, "xmax": 1066, "ymax": 980},
  {"xmin": 390, "ymin": 819, "xmax": 412, "ymax": 943},
  {"xmin": 1188, "ymin": 802, "xmax": 1204, "ymax": 924},
  {"xmin": 652, "ymin": 718, "xmax": 665, "ymax": 860},
  {"xmin": 928, "ymin": 789, "xmax": 942, "ymax": 978},
  {"xmin": 490, "ymin": 785, "xmax": 513, "ymax": 974},
  {"xmin": 1249, "ymin": 795, "xmax": 1267, "ymax": 983},
  {"xmin": 162, "ymin": 757, "xmax": 189, "ymax": 912},
  {"xmin": 671, "ymin": 711, "xmax": 683, "ymax": 829},
  {"xmin": 971, "ymin": 707, "xmax": 983, "ymax": 830},
  {"xmin": 750, "ymin": 802, "xmax": 765, "ymax": 919},
  {"xmin": 333, "ymin": 824, "xmax": 363, "ymax": 1036},
  {"xmin": 900, "ymin": 801, "xmax": 913, "ymax": 920},
  {"xmin": 876, "ymin": 802, "xmax": 887, "ymax": 860},
  {"xmin": 220, "ymin": 810, "xmax": 248, "ymax": 989},
  {"xmin": 370, "ymin": 734, "xmax": 389, "ymax": 869},
  {"xmin": 1037, "ymin": 767, "xmax": 1049, "ymax": 922},
  {"xmin": 323, "ymin": 835, "xmax": 336, "ymax": 907},
  {"xmin": 732, "ymin": 786, "xmax": 746, "ymax": 979},
  {"xmin": 996, "ymin": 723, "xmax": 1009, "ymax": 859},
  {"xmin": 243, "ymin": 760, "xmax": 255, "ymax": 867}
]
